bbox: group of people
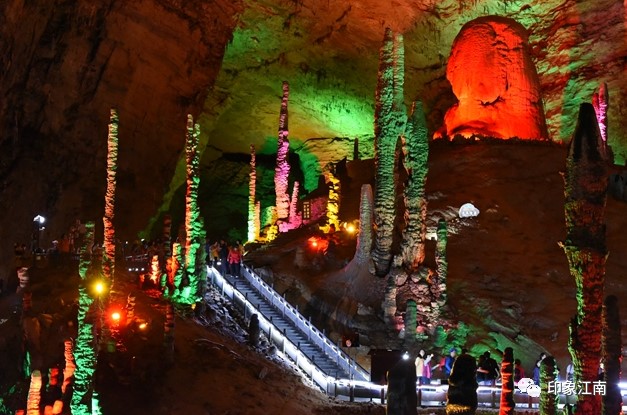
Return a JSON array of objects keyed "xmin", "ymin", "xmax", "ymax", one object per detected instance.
[
  {"xmin": 206, "ymin": 239, "xmax": 244, "ymax": 277},
  {"xmin": 415, "ymin": 348, "xmax": 578, "ymax": 387}
]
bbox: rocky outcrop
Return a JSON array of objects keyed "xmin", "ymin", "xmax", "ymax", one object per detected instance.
[
  {"xmin": 275, "ymin": 81, "xmax": 291, "ymax": 222},
  {"xmin": 103, "ymin": 109, "xmax": 118, "ymax": 286},
  {"xmin": 247, "ymin": 144, "xmax": 259, "ymax": 242},
  {"xmin": 0, "ymin": 0, "xmax": 242, "ymax": 279},
  {"xmin": 436, "ymin": 16, "xmax": 548, "ymax": 141}
]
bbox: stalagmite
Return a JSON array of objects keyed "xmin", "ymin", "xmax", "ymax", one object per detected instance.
[
  {"xmin": 26, "ymin": 370, "xmax": 42, "ymax": 415},
  {"xmin": 254, "ymin": 202, "xmax": 261, "ymax": 241},
  {"xmin": 126, "ymin": 293, "xmax": 136, "ymax": 324},
  {"xmin": 372, "ymin": 29, "xmax": 406, "ymax": 276},
  {"xmin": 382, "ymin": 273, "xmax": 398, "ymax": 324},
  {"xmin": 404, "ymin": 300, "xmax": 417, "ymax": 346},
  {"xmin": 354, "ymin": 184, "xmax": 374, "ymax": 264},
  {"xmin": 433, "ymin": 219, "xmax": 449, "ymax": 316},
  {"xmin": 325, "ymin": 172, "xmax": 340, "ymax": 232},
  {"xmin": 386, "ymin": 356, "xmax": 417, "ymax": 415},
  {"xmin": 592, "ymin": 82, "xmax": 609, "ymax": 143},
  {"xmin": 62, "ymin": 340, "xmax": 76, "ymax": 394},
  {"xmin": 163, "ymin": 214, "xmax": 172, "ymax": 262},
  {"xmin": 289, "ymin": 180, "xmax": 300, "ymax": 228},
  {"xmin": 400, "ymin": 101, "xmax": 429, "ymax": 271},
  {"xmin": 499, "ymin": 348, "xmax": 514, "ymax": 415},
  {"xmin": 103, "ymin": 109, "xmax": 118, "ymax": 286},
  {"xmin": 182, "ymin": 115, "xmax": 202, "ymax": 304},
  {"xmin": 540, "ymin": 357, "xmax": 559, "ymax": 415},
  {"xmin": 275, "ymin": 81, "xmax": 291, "ymax": 222},
  {"xmin": 560, "ymin": 103, "xmax": 608, "ymax": 415},
  {"xmin": 602, "ymin": 295, "xmax": 622, "ymax": 415},
  {"xmin": 172, "ymin": 242, "xmax": 184, "ymax": 296},
  {"xmin": 150, "ymin": 255, "xmax": 160, "ymax": 285},
  {"xmin": 72, "ymin": 221, "xmax": 99, "ymax": 415},
  {"xmin": 446, "ymin": 354, "xmax": 478, "ymax": 415},
  {"xmin": 248, "ymin": 144, "xmax": 258, "ymax": 242}
]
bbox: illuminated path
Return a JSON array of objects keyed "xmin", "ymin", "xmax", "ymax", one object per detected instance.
[{"xmin": 206, "ymin": 265, "xmax": 627, "ymax": 409}]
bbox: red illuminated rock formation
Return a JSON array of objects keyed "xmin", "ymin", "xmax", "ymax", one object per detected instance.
[
  {"xmin": 560, "ymin": 103, "xmax": 608, "ymax": 415},
  {"xmin": 499, "ymin": 348, "xmax": 514, "ymax": 415},
  {"xmin": 436, "ymin": 16, "xmax": 548, "ymax": 141}
]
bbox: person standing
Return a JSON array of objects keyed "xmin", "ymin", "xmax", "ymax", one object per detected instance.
[
  {"xmin": 445, "ymin": 348, "xmax": 457, "ymax": 379},
  {"xmin": 415, "ymin": 350, "xmax": 433, "ymax": 385},
  {"xmin": 219, "ymin": 240, "xmax": 229, "ymax": 276},
  {"xmin": 228, "ymin": 245, "xmax": 242, "ymax": 278}
]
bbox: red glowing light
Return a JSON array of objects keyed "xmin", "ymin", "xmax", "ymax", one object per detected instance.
[{"xmin": 111, "ymin": 312, "xmax": 121, "ymax": 321}]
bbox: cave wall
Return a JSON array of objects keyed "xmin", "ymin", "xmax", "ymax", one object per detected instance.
[{"xmin": 0, "ymin": 0, "xmax": 242, "ymax": 279}]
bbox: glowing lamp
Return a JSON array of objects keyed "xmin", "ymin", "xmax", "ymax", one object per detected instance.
[
  {"xmin": 346, "ymin": 224, "xmax": 356, "ymax": 233},
  {"xmin": 402, "ymin": 352, "xmax": 410, "ymax": 360},
  {"xmin": 311, "ymin": 240, "xmax": 318, "ymax": 248},
  {"xmin": 33, "ymin": 215, "xmax": 45, "ymax": 224},
  {"xmin": 111, "ymin": 312, "xmax": 121, "ymax": 321},
  {"xmin": 138, "ymin": 322, "xmax": 147, "ymax": 330},
  {"xmin": 93, "ymin": 281, "xmax": 105, "ymax": 295}
]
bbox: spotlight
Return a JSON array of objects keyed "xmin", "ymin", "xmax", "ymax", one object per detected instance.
[
  {"xmin": 111, "ymin": 312, "xmax": 121, "ymax": 321},
  {"xmin": 346, "ymin": 224, "xmax": 356, "ymax": 233},
  {"xmin": 138, "ymin": 322, "xmax": 147, "ymax": 330},
  {"xmin": 402, "ymin": 352, "xmax": 409, "ymax": 360},
  {"xmin": 33, "ymin": 215, "xmax": 45, "ymax": 225}
]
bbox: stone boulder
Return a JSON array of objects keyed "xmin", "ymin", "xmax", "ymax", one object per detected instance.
[{"xmin": 436, "ymin": 16, "xmax": 548, "ymax": 141}]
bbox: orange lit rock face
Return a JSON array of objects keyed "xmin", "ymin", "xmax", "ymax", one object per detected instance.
[{"xmin": 437, "ymin": 16, "xmax": 548, "ymax": 141}]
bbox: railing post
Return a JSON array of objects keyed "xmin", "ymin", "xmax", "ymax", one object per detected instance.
[
  {"xmin": 491, "ymin": 389, "xmax": 496, "ymax": 408},
  {"xmin": 349, "ymin": 385, "xmax": 354, "ymax": 402},
  {"xmin": 417, "ymin": 382, "xmax": 422, "ymax": 407},
  {"xmin": 380, "ymin": 388, "xmax": 385, "ymax": 404}
]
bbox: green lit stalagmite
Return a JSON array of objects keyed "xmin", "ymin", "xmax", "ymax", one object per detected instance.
[
  {"xmin": 539, "ymin": 357, "xmax": 559, "ymax": 415},
  {"xmin": 372, "ymin": 28, "xmax": 406, "ymax": 277},
  {"xmin": 71, "ymin": 221, "xmax": 101, "ymax": 414}
]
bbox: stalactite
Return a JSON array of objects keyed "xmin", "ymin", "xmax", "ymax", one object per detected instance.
[
  {"xmin": 71, "ymin": 221, "xmax": 98, "ymax": 415},
  {"xmin": 26, "ymin": 370, "xmax": 42, "ymax": 415},
  {"xmin": 540, "ymin": 357, "xmax": 559, "ymax": 415},
  {"xmin": 372, "ymin": 28, "xmax": 406, "ymax": 277},
  {"xmin": 275, "ymin": 81, "xmax": 291, "ymax": 222},
  {"xmin": 592, "ymin": 82, "xmax": 609, "ymax": 143},
  {"xmin": 602, "ymin": 295, "xmax": 622, "ymax": 415},
  {"xmin": 355, "ymin": 184, "xmax": 374, "ymax": 264},
  {"xmin": 325, "ymin": 172, "xmax": 340, "ymax": 232},
  {"xmin": 248, "ymin": 144, "xmax": 258, "ymax": 242},
  {"xmin": 181, "ymin": 115, "xmax": 202, "ymax": 304},
  {"xmin": 400, "ymin": 101, "xmax": 429, "ymax": 271},
  {"xmin": 560, "ymin": 103, "xmax": 608, "ymax": 415},
  {"xmin": 499, "ymin": 347, "xmax": 514, "ymax": 415},
  {"xmin": 103, "ymin": 108, "xmax": 118, "ymax": 286}
]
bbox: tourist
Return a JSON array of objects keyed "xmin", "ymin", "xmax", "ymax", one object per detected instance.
[
  {"xmin": 532, "ymin": 359, "xmax": 541, "ymax": 385},
  {"xmin": 228, "ymin": 245, "xmax": 242, "ymax": 277},
  {"xmin": 445, "ymin": 348, "xmax": 457, "ymax": 379},
  {"xmin": 415, "ymin": 349, "xmax": 433, "ymax": 385},
  {"xmin": 218, "ymin": 240, "xmax": 228, "ymax": 276},
  {"xmin": 565, "ymin": 360, "xmax": 574, "ymax": 382},
  {"xmin": 477, "ymin": 351, "xmax": 499, "ymax": 386}
]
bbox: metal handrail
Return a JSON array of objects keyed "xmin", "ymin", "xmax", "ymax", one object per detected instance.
[{"xmin": 239, "ymin": 264, "xmax": 369, "ymax": 381}]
